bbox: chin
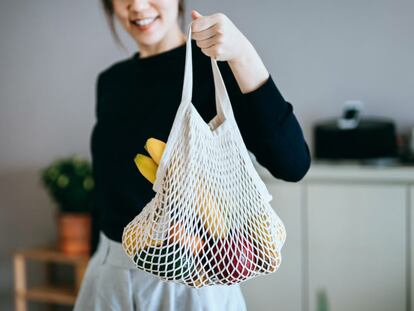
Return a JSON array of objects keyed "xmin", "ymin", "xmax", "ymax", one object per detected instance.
[{"xmin": 136, "ymin": 32, "xmax": 166, "ymax": 46}]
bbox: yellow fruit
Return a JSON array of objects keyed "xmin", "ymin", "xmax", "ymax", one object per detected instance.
[
  {"xmin": 168, "ymin": 222, "xmax": 205, "ymax": 256},
  {"xmin": 250, "ymin": 214, "xmax": 281, "ymax": 272},
  {"xmin": 196, "ymin": 181, "xmax": 229, "ymax": 239},
  {"xmin": 144, "ymin": 138, "xmax": 166, "ymax": 165},
  {"xmin": 187, "ymin": 267, "xmax": 209, "ymax": 288},
  {"xmin": 123, "ymin": 223, "xmax": 164, "ymax": 257},
  {"xmin": 134, "ymin": 154, "xmax": 158, "ymax": 184}
]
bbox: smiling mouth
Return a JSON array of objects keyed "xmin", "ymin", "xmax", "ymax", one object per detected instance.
[{"xmin": 131, "ymin": 16, "xmax": 159, "ymax": 27}]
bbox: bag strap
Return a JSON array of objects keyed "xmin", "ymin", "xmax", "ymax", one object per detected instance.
[
  {"xmin": 153, "ymin": 23, "xmax": 236, "ymax": 193},
  {"xmin": 180, "ymin": 22, "xmax": 234, "ymax": 121}
]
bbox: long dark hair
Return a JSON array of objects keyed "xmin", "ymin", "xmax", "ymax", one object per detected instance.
[{"xmin": 100, "ymin": 0, "xmax": 185, "ymax": 48}]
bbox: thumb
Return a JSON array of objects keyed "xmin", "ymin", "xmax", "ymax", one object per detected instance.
[{"xmin": 191, "ymin": 10, "xmax": 203, "ymax": 20}]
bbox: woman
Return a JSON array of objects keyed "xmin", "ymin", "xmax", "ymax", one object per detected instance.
[{"xmin": 74, "ymin": 0, "xmax": 311, "ymax": 310}]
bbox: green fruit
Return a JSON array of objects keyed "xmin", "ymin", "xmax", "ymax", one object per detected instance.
[{"xmin": 135, "ymin": 245, "xmax": 195, "ymax": 281}]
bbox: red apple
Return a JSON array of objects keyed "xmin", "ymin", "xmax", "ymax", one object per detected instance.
[{"xmin": 211, "ymin": 235, "xmax": 256, "ymax": 284}]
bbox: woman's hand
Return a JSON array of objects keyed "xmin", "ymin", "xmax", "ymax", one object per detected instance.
[
  {"xmin": 191, "ymin": 10, "xmax": 270, "ymax": 94},
  {"xmin": 191, "ymin": 10, "xmax": 250, "ymax": 62}
]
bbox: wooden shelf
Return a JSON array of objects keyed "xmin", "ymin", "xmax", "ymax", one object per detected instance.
[
  {"xmin": 24, "ymin": 284, "xmax": 76, "ymax": 305},
  {"xmin": 15, "ymin": 246, "xmax": 88, "ymax": 264},
  {"xmin": 13, "ymin": 246, "xmax": 89, "ymax": 311}
]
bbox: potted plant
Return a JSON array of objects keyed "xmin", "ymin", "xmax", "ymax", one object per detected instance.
[{"xmin": 41, "ymin": 155, "xmax": 94, "ymax": 255}]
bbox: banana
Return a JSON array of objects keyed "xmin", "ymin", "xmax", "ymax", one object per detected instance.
[
  {"xmin": 135, "ymin": 138, "xmax": 166, "ymax": 183},
  {"xmin": 123, "ymin": 223, "xmax": 164, "ymax": 257},
  {"xmin": 134, "ymin": 154, "xmax": 158, "ymax": 184},
  {"xmin": 196, "ymin": 181, "xmax": 229, "ymax": 239},
  {"xmin": 144, "ymin": 138, "xmax": 166, "ymax": 165},
  {"xmin": 250, "ymin": 214, "xmax": 281, "ymax": 272}
]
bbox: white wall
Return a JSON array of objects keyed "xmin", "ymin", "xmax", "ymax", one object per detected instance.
[
  {"xmin": 191, "ymin": 0, "xmax": 414, "ymax": 139},
  {"xmin": 1, "ymin": 0, "xmax": 413, "ymax": 309}
]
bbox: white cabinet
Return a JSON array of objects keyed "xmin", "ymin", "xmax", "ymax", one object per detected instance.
[
  {"xmin": 307, "ymin": 183, "xmax": 407, "ymax": 311},
  {"xmin": 411, "ymin": 186, "xmax": 414, "ymax": 311},
  {"xmin": 242, "ymin": 163, "xmax": 414, "ymax": 311}
]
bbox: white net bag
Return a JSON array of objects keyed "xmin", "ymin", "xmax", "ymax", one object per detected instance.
[{"xmin": 122, "ymin": 23, "xmax": 286, "ymax": 288}]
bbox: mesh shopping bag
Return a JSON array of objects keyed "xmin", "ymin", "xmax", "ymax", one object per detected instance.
[{"xmin": 122, "ymin": 23, "xmax": 286, "ymax": 288}]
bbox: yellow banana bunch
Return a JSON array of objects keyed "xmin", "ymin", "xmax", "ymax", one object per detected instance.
[
  {"xmin": 144, "ymin": 138, "xmax": 166, "ymax": 165},
  {"xmin": 134, "ymin": 154, "xmax": 157, "ymax": 184},
  {"xmin": 135, "ymin": 138, "xmax": 166, "ymax": 184},
  {"xmin": 135, "ymin": 137, "xmax": 229, "ymax": 239}
]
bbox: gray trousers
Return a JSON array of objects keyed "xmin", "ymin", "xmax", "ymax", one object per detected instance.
[{"xmin": 73, "ymin": 231, "xmax": 247, "ymax": 311}]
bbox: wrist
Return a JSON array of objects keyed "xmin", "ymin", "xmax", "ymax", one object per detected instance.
[
  {"xmin": 226, "ymin": 38, "xmax": 270, "ymax": 94},
  {"xmin": 228, "ymin": 39, "xmax": 256, "ymax": 66}
]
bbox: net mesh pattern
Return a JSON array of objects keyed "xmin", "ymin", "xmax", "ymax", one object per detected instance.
[{"xmin": 122, "ymin": 105, "xmax": 286, "ymax": 288}]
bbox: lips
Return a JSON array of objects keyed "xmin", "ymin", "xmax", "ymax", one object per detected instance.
[{"xmin": 131, "ymin": 16, "xmax": 159, "ymax": 28}]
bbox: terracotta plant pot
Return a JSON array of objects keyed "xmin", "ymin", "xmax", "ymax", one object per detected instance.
[{"xmin": 57, "ymin": 212, "xmax": 91, "ymax": 255}]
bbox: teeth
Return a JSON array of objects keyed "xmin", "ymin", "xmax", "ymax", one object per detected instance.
[{"xmin": 134, "ymin": 17, "xmax": 156, "ymax": 27}]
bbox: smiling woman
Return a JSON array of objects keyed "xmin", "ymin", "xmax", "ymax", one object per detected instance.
[
  {"xmin": 101, "ymin": 0, "xmax": 185, "ymax": 50},
  {"xmin": 73, "ymin": 0, "xmax": 310, "ymax": 309},
  {"xmin": 111, "ymin": 0, "xmax": 187, "ymax": 57}
]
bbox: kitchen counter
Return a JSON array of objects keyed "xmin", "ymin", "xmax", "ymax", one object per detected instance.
[{"xmin": 254, "ymin": 160, "xmax": 414, "ymax": 183}]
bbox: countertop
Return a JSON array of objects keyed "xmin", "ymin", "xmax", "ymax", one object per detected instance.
[{"xmin": 254, "ymin": 160, "xmax": 414, "ymax": 183}]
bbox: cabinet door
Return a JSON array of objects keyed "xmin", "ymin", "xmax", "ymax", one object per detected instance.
[
  {"xmin": 242, "ymin": 182, "xmax": 303, "ymax": 311},
  {"xmin": 411, "ymin": 186, "xmax": 414, "ymax": 311},
  {"xmin": 307, "ymin": 183, "xmax": 407, "ymax": 311}
]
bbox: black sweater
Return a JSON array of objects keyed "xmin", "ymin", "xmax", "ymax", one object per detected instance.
[{"xmin": 90, "ymin": 40, "xmax": 311, "ymax": 255}]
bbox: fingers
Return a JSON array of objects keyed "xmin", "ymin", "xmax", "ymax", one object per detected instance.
[
  {"xmin": 190, "ymin": 11, "xmax": 229, "ymax": 61},
  {"xmin": 191, "ymin": 10, "xmax": 202, "ymax": 20},
  {"xmin": 191, "ymin": 12, "xmax": 224, "ymax": 33},
  {"xmin": 192, "ymin": 23, "xmax": 220, "ymax": 41},
  {"xmin": 200, "ymin": 45, "xmax": 223, "ymax": 60},
  {"xmin": 195, "ymin": 35, "xmax": 217, "ymax": 49}
]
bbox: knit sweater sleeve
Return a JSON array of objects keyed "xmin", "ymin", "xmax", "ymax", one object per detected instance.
[{"xmin": 219, "ymin": 63, "xmax": 311, "ymax": 182}]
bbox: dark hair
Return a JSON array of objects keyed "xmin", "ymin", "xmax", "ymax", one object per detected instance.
[{"xmin": 100, "ymin": 0, "xmax": 185, "ymax": 48}]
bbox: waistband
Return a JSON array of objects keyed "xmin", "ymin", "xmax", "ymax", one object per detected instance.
[{"xmin": 96, "ymin": 231, "xmax": 136, "ymax": 269}]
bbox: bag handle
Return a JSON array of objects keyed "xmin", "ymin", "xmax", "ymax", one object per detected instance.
[
  {"xmin": 180, "ymin": 22, "xmax": 234, "ymax": 121},
  {"xmin": 153, "ymin": 23, "xmax": 236, "ymax": 193}
]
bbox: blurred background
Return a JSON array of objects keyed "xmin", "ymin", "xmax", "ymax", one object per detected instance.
[{"xmin": 1, "ymin": 0, "xmax": 413, "ymax": 310}]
